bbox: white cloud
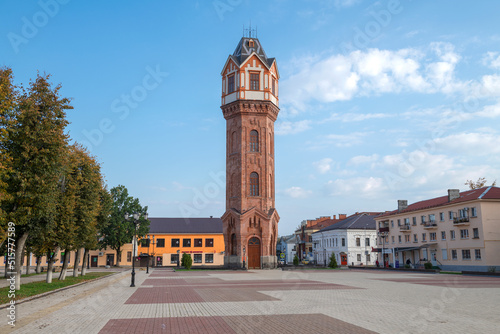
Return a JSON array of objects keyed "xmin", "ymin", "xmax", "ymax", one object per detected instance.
[
  {"xmin": 334, "ymin": 0, "xmax": 360, "ymax": 8},
  {"xmin": 482, "ymin": 51, "xmax": 500, "ymax": 69},
  {"xmin": 433, "ymin": 132, "xmax": 500, "ymax": 156},
  {"xmin": 275, "ymin": 120, "xmax": 312, "ymax": 135},
  {"xmin": 324, "ymin": 132, "xmax": 370, "ymax": 147},
  {"xmin": 283, "ymin": 186, "xmax": 312, "ymax": 198},
  {"xmin": 322, "ymin": 112, "xmax": 392, "ymax": 122},
  {"xmin": 314, "ymin": 158, "xmax": 333, "ymax": 174},
  {"xmin": 325, "ymin": 177, "xmax": 386, "ymax": 198},
  {"xmin": 348, "ymin": 154, "xmax": 379, "ymax": 166}
]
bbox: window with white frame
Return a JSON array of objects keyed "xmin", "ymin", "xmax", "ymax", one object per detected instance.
[
  {"xmin": 429, "ymin": 214, "xmax": 435, "ymax": 223},
  {"xmin": 422, "ymin": 233, "xmax": 427, "ymax": 242},
  {"xmin": 404, "ymin": 218, "xmax": 410, "ymax": 225},
  {"xmin": 205, "ymin": 254, "xmax": 214, "ymax": 263},
  {"xmin": 412, "ymin": 217, "xmax": 417, "ymax": 225},
  {"xmin": 449, "ymin": 211, "xmax": 454, "ymax": 220},
  {"xmin": 194, "ymin": 254, "xmax": 202, "ymax": 263},
  {"xmin": 460, "ymin": 229, "xmax": 469, "ymax": 239},
  {"xmin": 421, "ymin": 215, "xmax": 426, "ymax": 223},
  {"xmin": 474, "ymin": 249, "xmax": 481, "ymax": 260},
  {"xmin": 413, "ymin": 234, "xmax": 418, "ymax": 242},
  {"xmin": 471, "ymin": 207, "xmax": 477, "ymax": 217},
  {"xmin": 357, "ymin": 254, "xmax": 361, "ymax": 261},
  {"xmin": 451, "ymin": 249, "xmax": 457, "ymax": 260},
  {"xmin": 356, "ymin": 238, "xmax": 360, "ymax": 246},
  {"xmin": 473, "ymin": 228, "xmax": 479, "ymax": 239},
  {"xmin": 365, "ymin": 237, "xmax": 370, "ymax": 246},
  {"xmin": 405, "ymin": 235, "xmax": 410, "ymax": 243},
  {"xmin": 430, "ymin": 232, "xmax": 436, "ymax": 241},
  {"xmin": 462, "ymin": 249, "xmax": 471, "ymax": 260},
  {"xmin": 398, "ymin": 235, "xmax": 402, "ymax": 243},
  {"xmin": 450, "ymin": 230, "xmax": 456, "ymax": 240},
  {"xmin": 441, "ymin": 249, "xmax": 448, "ymax": 260},
  {"xmin": 440, "ymin": 212, "xmax": 444, "ymax": 221},
  {"xmin": 391, "ymin": 236, "xmax": 395, "ymax": 243},
  {"xmin": 441, "ymin": 231, "xmax": 446, "ymax": 240}
]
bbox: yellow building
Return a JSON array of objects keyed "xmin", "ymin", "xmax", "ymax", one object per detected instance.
[{"xmin": 137, "ymin": 217, "xmax": 225, "ymax": 267}]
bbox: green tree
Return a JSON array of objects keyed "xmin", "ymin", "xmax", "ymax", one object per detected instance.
[
  {"xmin": 328, "ymin": 253, "xmax": 338, "ymax": 268},
  {"xmin": 1, "ymin": 70, "xmax": 71, "ymax": 289},
  {"xmin": 181, "ymin": 253, "xmax": 192, "ymax": 269},
  {"xmin": 99, "ymin": 185, "xmax": 149, "ymax": 265},
  {"xmin": 293, "ymin": 255, "xmax": 299, "ymax": 266}
]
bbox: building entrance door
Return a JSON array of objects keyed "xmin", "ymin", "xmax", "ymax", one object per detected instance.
[
  {"xmin": 106, "ymin": 254, "xmax": 114, "ymax": 266},
  {"xmin": 91, "ymin": 256, "xmax": 98, "ymax": 267},
  {"xmin": 340, "ymin": 253, "xmax": 347, "ymax": 266},
  {"xmin": 248, "ymin": 237, "xmax": 261, "ymax": 269}
]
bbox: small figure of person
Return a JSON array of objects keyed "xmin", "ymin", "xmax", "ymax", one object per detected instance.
[
  {"xmin": 376, "ymin": 259, "xmax": 380, "ymax": 267},
  {"xmin": 406, "ymin": 258, "xmax": 411, "ymax": 265}
]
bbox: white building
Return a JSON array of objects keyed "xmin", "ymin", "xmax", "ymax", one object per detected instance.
[
  {"xmin": 277, "ymin": 235, "xmax": 296, "ymax": 264},
  {"xmin": 312, "ymin": 213, "xmax": 380, "ymax": 266}
]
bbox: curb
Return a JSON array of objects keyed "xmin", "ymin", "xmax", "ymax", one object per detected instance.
[{"xmin": 0, "ymin": 270, "xmax": 126, "ymax": 310}]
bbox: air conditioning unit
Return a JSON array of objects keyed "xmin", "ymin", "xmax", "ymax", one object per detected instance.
[
  {"xmin": 98, "ymin": 252, "xmax": 104, "ymax": 256},
  {"xmin": 365, "ymin": 251, "xmax": 369, "ymax": 255}
]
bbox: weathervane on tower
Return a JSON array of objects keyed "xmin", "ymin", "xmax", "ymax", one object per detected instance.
[{"xmin": 242, "ymin": 22, "xmax": 257, "ymax": 38}]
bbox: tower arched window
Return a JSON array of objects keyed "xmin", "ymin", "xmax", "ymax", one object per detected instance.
[
  {"xmin": 250, "ymin": 130, "xmax": 259, "ymax": 152},
  {"xmin": 250, "ymin": 172, "xmax": 259, "ymax": 196},
  {"xmin": 230, "ymin": 233, "xmax": 237, "ymax": 255}
]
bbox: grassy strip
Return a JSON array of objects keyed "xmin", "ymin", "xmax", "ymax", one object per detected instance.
[
  {"xmin": 0, "ymin": 272, "xmax": 113, "ymax": 304},
  {"xmin": 439, "ymin": 271, "xmax": 462, "ymax": 275}
]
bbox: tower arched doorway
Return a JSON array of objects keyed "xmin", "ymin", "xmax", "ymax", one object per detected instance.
[{"xmin": 248, "ymin": 237, "xmax": 261, "ymax": 269}]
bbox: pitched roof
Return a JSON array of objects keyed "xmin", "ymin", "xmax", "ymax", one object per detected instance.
[
  {"xmin": 231, "ymin": 37, "xmax": 275, "ymax": 67},
  {"xmin": 378, "ymin": 186, "xmax": 500, "ymax": 218},
  {"xmin": 147, "ymin": 217, "xmax": 223, "ymax": 234},
  {"xmin": 313, "ymin": 213, "xmax": 382, "ymax": 233}
]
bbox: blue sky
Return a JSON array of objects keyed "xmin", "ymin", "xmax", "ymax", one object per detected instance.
[{"xmin": 2, "ymin": 0, "xmax": 500, "ymax": 235}]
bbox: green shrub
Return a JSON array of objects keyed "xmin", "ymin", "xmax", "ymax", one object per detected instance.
[
  {"xmin": 293, "ymin": 255, "xmax": 299, "ymax": 266},
  {"xmin": 487, "ymin": 266, "xmax": 496, "ymax": 273},
  {"xmin": 404, "ymin": 264, "xmax": 411, "ymax": 269},
  {"xmin": 328, "ymin": 253, "xmax": 338, "ymax": 268},
  {"xmin": 181, "ymin": 253, "xmax": 192, "ymax": 270},
  {"xmin": 424, "ymin": 262, "xmax": 433, "ymax": 270}
]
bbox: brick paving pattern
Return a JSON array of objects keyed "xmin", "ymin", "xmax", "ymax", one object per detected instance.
[{"xmin": 4, "ymin": 268, "xmax": 500, "ymax": 333}]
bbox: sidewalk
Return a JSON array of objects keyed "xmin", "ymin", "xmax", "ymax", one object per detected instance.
[{"xmin": 2, "ymin": 268, "xmax": 500, "ymax": 333}]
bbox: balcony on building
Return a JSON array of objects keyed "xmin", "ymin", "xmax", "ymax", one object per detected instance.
[
  {"xmin": 423, "ymin": 222, "xmax": 438, "ymax": 229},
  {"xmin": 379, "ymin": 220, "xmax": 390, "ymax": 233},
  {"xmin": 399, "ymin": 224, "xmax": 411, "ymax": 232},
  {"xmin": 453, "ymin": 217, "xmax": 470, "ymax": 225}
]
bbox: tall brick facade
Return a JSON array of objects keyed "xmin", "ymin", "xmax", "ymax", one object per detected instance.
[{"xmin": 220, "ymin": 35, "xmax": 280, "ymax": 269}]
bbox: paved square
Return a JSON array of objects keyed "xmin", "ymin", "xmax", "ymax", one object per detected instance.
[{"xmin": 3, "ymin": 268, "xmax": 500, "ymax": 333}]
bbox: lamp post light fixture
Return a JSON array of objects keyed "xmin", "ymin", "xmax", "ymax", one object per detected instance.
[{"xmin": 125, "ymin": 212, "xmax": 148, "ymax": 287}]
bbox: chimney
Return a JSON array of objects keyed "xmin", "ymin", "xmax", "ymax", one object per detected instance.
[
  {"xmin": 398, "ymin": 200, "xmax": 408, "ymax": 212},
  {"xmin": 210, "ymin": 216, "xmax": 213, "ymax": 218},
  {"xmin": 339, "ymin": 214, "xmax": 347, "ymax": 220},
  {"xmin": 332, "ymin": 215, "xmax": 336, "ymax": 220},
  {"xmin": 448, "ymin": 189, "xmax": 460, "ymax": 202}
]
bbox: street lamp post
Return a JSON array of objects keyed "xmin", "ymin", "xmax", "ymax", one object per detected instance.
[
  {"xmin": 146, "ymin": 235, "xmax": 150, "ymax": 274},
  {"xmin": 125, "ymin": 212, "xmax": 148, "ymax": 287},
  {"xmin": 176, "ymin": 249, "xmax": 180, "ymax": 268},
  {"xmin": 242, "ymin": 246, "xmax": 246, "ymax": 269},
  {"xmin": 378, "ymin": 231, "xmax": 388, "ymax": 268},
  {"xmin": 152, "ymin": 235, "xmax": 155, "ymax": 267}
]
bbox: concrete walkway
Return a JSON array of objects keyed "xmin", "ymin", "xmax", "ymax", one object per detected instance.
[{"xmin": 2, "ymin": 268, "xmax": 500, "ymax": 333}]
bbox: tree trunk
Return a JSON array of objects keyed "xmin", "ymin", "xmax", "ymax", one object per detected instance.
[
  {"xmin": 59, "ymin": 249, "xmax": 70, "ymax": 280},
  {"xmin": 73, "ymin": 248, "xmax": 81, "ymax": 277},
  {"xmin": 25, "ymin": 252, "xmax": 31, "ymax": 275},
  {"xmin": 35, "ymin": 256, "xmax": 42, "ymax": 274},
  {"xmin": 14, "ymin": 232, "xmax": 29, "ymax": 290},
  {"xmin": 81, "ymin": 248, "xmax": 89, "ymax": 276},
  {"xmin": 116, "ymin": 248, "xmax": 121, "ymax": 266},
  {"xmin": 4, "ymin": 256, "xmax": 8, "ymax": 278},
  {"xmin": 46, "ymin": 247, "xmax": 60, "ymax": 283}
]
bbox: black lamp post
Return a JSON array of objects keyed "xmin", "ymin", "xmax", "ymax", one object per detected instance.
[
  {"xmin": 146, "ymin": 235, "xmax": 150, "ymax": 274},
  {"xmin": 242, "ymin": 246, "xmax": 246, "ymax": 269},
  {"xmin": 176, "ymin": 249, "xmax": 180, "ymax": 268},
  {"xmin": 125, "ymin": 212, "xmax": 148, "ymax": 287},
  {"xmin": 152, "ymin": 235, "xmax": 155, "ymax": 267}
]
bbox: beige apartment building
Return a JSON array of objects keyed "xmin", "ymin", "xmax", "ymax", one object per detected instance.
[{"xmin": 375, "ymin": 186, "xmax": 500, "ymax": 272}]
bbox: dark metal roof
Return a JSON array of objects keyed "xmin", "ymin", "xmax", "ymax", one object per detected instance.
[
  {"xmin": 147, "ymin": 217, "xmax": 223, "ymax": 234},
  {"xmin": 232, "ymin": 37, "xmax": 274, "ymax": 67},
  {"xmin": 313, "ymin": 213, "xmax": 381, "ymax": 233}
]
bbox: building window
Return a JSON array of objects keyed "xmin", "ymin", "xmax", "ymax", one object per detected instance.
[
  {"xmin": 473, "ymin": 228, "xmax": 479, "ymax": 239},
  {"xmin": 474, "ymin": 249, "xmax": 481, "ymax": 260},
  {"xmin": 194, "ymin": 239, "xmax": 202, "ymax": 247},
  {"xmin": 391, "ymin": 236, "xmax": 395, "ymax": 243},
  {"xmin": 250, "ymin": 172, "xmax": 259, "ymax": 196},
  {"xmin": 404, "ymin": 218, "xmax": 410, "ymax": 225},
  {"xmin": 342, "ymin": 238, "xmax": 345, "ymax": 247},
  {"xmin": 429, "ymin": 214, "xmax": 435, "ymax": 223},
  {"xmin": 471, "ymin": 207, "xmax": 477, "ymax": 217},
  {"xmin": 391, "ymin": 220, "xmax": 394, "ymax": 227},
  {"xmin": 205, "ymin": 254, "xmax": 214, "ymax": 263},
  {"xmin": 272, "ymin": 78, "xmax": 276, "ymax": 95},
  {"xmin": 356, "ymin": 238, "xmax": 360, "ymax": 246},
  {"xmin": 422, "ymin": 233, "xmax": 426, "ymax": 242},
  {"xmin": 228, "ymin": 75, "xmax": 235, "ymax": 93},
  {"xmin": 365, "ymin": 238, "xmax": 370, "ymax": 246},
  {"xmin": 205, "ymin": 238, "xmax": 214, "ymax": 247},
  {"xmin": 413, "ymin": 234, "xmax": 418, "ymax": 242},
  {"xmin": 412, "ymin": 217, "xmax": 417, "ymax": 226},
  {"xmin": 451, "ymin": 250, "xmax": 457, "ymax": 260},
  {"xmin": 439, "ymin": 212, "xmax": 444, "ymax": 221},
  {"xmin": 441, "ymin": 231, "xmax": 446, "ymax": 240},
  {"xmin": 449, "ymin": 211, "xmax": 454, "ymax": 220},
  {"xmin": 171, "ymin": 238, "xmax": 180, "ymax": 247},
  {"xmin": 450, "ymin": 230, "xmax": 455, "ymax": 240},
  {"xmin": 405, "ymin": 235, "xmax": 410, "ymax": 243},
  {"xmin": 171, "ymin": 254, "xmax": 179, "ymax": 264},
  {"xmin": 421, "ymin": 216, "xmax": 426, "ymax": 224},
  {"xmin": 442, "ymin": 249, "xmax": 448, "ymax": 260},
  {"xmin": 127, "ymin": 251, "xmax": 132, "ymax": 262},
  {"xmin": 156, "ymin": 238, "xmax": 165, "ymax": 248},
  {"xmin": 397, "ymin": 219, "xmax": 401, "ymax": 226},
  {"xmin": 250, "ymin": 130, "xmax": 259, "ymax": 152},
  {"xmin": 430, "ymin": 233, "xmax": 436, "ymax": 241},
  {"xmin": 462, "ymin": 249, "xmax": 471, "ymax": 260},
  {"xmin": 140, "ymin": 239, "xmax": 150, "ymax": 247},
  {"xmin": 250, "ymin": 73, "xmax": 259, "ymax": 90},
  {"xmin": 183, "ymin": 238, "xmax": 191, "ymax": 247},
  {"xmin": 193, "ymin": 254, "xmax": 202, "ymax": 263},
  {"xmin": 357, "ymin": 254, "xmax": 361, "ymax": 261},
  {"xmin": 460, "ymin": 229, "xmax": 469, "ymax": 239}
]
